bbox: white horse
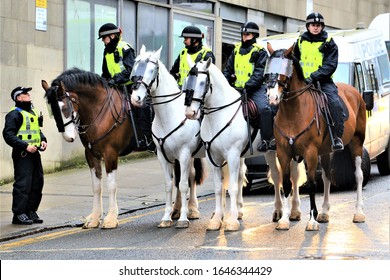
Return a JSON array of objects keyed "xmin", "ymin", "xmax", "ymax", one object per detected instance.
[
  {"xmin": 130, "ymin": 45, "xmax": 207, "ymax": 228},
  {"xmin": 184, "ymin": 58, "xmax": 307, "ymax": 231}
]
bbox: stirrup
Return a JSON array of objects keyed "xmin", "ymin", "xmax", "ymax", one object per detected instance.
[{"xmin": 332, "ymin": 137, "xmax": 344, "ymax": 152}]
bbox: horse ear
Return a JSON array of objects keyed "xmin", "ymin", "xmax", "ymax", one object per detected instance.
[
  {"xmin": 154, "ymin": 46, "xmax": 162, "ymax": 60},
  {"xmin": 285, "ymin": 44, "xmax": 294, "ymax": 56},
  {"xmin": 187, "ymin": 53, "xmax": 195, "ymax": 68},
  {"xmin": 140, "ymin": 44, "xmax": 146, "ymax": 55},
  {"xmin": 206, "ymin": 57, "xmax": 212, "ymax": 69},
  {"xmin": 267, "ymin": 42, "xmax": 274, "ymax": 55},
  {"xmin": 41, "ymin": 80, "xmax": 49, "ymax": 91}
]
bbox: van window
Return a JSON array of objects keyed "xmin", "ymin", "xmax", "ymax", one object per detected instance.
[
  {"xmin": 378, "ymin": 54, "xmax": 390, "ymax": 85},
  {"xmin": 333, "ymin": 63, "xmax": 350, "ymax": 84},
  {"xmin": 354, "ymin": 63, "xmax": 365, "ymax": 93}
]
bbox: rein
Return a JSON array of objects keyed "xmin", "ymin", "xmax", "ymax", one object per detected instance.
[{"xmin": 75, "ymin": 87, "xmax": 127, "ymax": 149}]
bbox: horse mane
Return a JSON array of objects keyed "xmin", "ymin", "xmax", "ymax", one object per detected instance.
[{"xmin": 52, "ymin": 67, "xmax": 106, "ymax": 92}]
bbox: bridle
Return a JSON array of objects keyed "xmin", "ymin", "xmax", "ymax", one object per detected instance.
[
  {"xmin": 183, "ymin": 65, "xmax": 243, "ymax": 167},
  {"xmin": 51, "ymin": 85, "xmax": 79, "ymax": 132}
]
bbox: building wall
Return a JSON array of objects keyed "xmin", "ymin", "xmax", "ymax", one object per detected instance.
[{"xmin": 1, "ymin": 0, "xmax": 389, "ymax": 181}]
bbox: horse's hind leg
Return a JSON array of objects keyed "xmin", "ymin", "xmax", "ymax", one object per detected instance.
[
  {"xmin": 305, "ymin": 154, "xmax": 320, "ymax": 231},
  {"xmin": 352, "ymin": 155, "xmax": 365, "ymax": 223},
  {"xmin": 83, "ymin": 154, "xmax": 103, "ymax": 229},
  {"xmin": 187, "ymin": 164, "xmax": 200, "ymax": 220}
]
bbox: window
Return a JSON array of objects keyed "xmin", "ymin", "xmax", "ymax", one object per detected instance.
[
  {"xmin": 66, "ymin": 0, "xmax": 117, "ymax": 72},
  {"xmin": 137, "ymin": 3, "xmax": 169, "ymax": 65},
  {"xmin": 173, "ymin": 0, "xmax": 214, "ymax": 14}
]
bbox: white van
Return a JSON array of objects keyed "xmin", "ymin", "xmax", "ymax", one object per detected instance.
[{"xmin": 256, "ymin": 27, "xmax": 390, "ymax": 183}]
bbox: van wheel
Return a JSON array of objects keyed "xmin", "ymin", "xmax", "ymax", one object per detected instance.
[
  {"xmin": 361, "ymin": 147, "xmax": 371, "ymax": 187},
  {"xmin": 377, "ymin": 141, "xmax": 390, "ymax": 175}
]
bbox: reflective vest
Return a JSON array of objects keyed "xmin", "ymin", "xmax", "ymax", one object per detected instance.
[
  {"xmin": 105, "ymin": 40, "xmax": 132, "ymax": 85},
  {"xmin": 11, "ymin": 107, "xmax": 41, "ymax": 146},
  {"xmin": 233, "ymin": 43, "xmax": 264, "ymax": 88},
  {"xmin": 298, "ymin": 36, "xmax": 332, "ymax": 78},
  {"xmin": 178, "ymin": 46, "xmax": 212, "ymax": 86}
]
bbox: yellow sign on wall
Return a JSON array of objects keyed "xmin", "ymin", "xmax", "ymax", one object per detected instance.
[{"xmin": 36, "ymin": 0, "xmax": 47, "ymax": 9}]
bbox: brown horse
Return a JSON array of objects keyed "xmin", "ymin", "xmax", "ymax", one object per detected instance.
[
  {"xmin": 42, "ymin": 68, "xmax": 139, "ymax": 229},
  {"xmin": 265, "ymin": 43, "xmax": 367, "ymax": 231}
]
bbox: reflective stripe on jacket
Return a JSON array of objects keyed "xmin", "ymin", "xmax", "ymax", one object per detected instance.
[
  {"xmin": 11, "ymin": 107, "xmax": 41, "ymax": 146},
  {"xmin": 233, "ymin": 42, "xmax": 263, "ymax": 88},
  {"xmin": 178, "ymin": 46, "xmax": 212, "ymax": 86}
]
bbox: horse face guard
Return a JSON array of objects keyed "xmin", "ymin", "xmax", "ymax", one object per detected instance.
[
  {"xmin": 130, "ymin": 57, "xmax": 159, "ymax": 94},
  {"xmin": 264, "ymin": 50, "xmax": 293, "ymax": 91},
  {"xmin": 183, "ymin": 65, "xmax": 210, "ymax": 107}
]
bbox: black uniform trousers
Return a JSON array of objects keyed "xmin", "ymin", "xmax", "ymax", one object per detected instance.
[
  {"xmin": 320, "ymin": 82, "xmax": 344, "ymax": 137},
  {"xmin": 12, "ymin": 149, "xmax": 44, "ymax": 215},
  {"xmin": 249, "ymin": 84, "xmax": 274, "ymax": 141}
]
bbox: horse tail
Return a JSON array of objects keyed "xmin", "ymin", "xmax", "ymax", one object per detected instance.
[
  {"xmin": 174, "ymin": 160, "xmax": 180, "ymax": 188},
  {"xmin": 194, "ymin": 158, "xmax": 208, "ymax": 185},
  {"xmin": 331, "ymin": 146, "xmax": 356, "ymax": 189}
]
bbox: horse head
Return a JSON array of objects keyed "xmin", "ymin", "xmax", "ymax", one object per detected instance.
[
  {"xmin": 130, "ymin": 45, "xmax": 162, "ymax": 107},
  {"xmin": 264, "ymin": 42, "xmax": 296, "ymax": 106},
  {"xmin": 184, "ymin": 56, "xmax": 212, "ymax": 120},
  {"xmin": 42, "ymin": 79, "xmax": 78, "ymax": 142}
]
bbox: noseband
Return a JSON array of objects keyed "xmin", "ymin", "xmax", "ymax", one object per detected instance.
[{"xmin": 131, "ymin": 58, "xmax": 159, "ymax": 94}]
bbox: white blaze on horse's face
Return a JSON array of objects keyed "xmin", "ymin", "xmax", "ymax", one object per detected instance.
[
  {"xmin": 267, "ymin": 80, "xmax": 283, "ymax": 106},
  {"xmin": 131, "ymin": 45, "xmax": 162, "ymax": 107},
  {"xmin": 55, "ymin": 99, "xmax": 77, "ymax": 142}
]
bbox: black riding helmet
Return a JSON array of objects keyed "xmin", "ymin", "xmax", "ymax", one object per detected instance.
[
  {"xmin": 98, "ymin": 23, "xmax": 120, "ymax": 39},
  {"xmin": 179, "ymin": 26, "xmax": 204, "ymax": 39},
  {"xmin": 306, "ymin": 12, "xmax": 325, "ymax": 29},
  {"xmin": 240, "ymin": 22, "xmax": 260, "ymax": 38}
]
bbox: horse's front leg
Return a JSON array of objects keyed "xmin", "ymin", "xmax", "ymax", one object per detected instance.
[
  {"xmin": 158, "ymin": 159, "xmax": 175, "ymax": 228},
  {"xmin": 305, "ymin": 154, "xmax": 319, "ymax": 231},
  {"xmin": 102, "ymin": 170, "xmax": 119, "ymax": 229},
  {"xmin": 83, "ymin": 155, "xmax": 103, "ymax": 229},
  {"xmin": 187, "ymin": 159, "xmax": 200, "ymax": 220},
  {"xmin": 224, "ymin": 158, "xmax": 241, "ymax": 232},
  {"xmin": 176, "ymin": 158, "xmax": 193, "ymax": 229},
  {"xmin": 264, "ymin": 152, "xmax": 283, "ymax": 221},
  {"xmin": 208, "ymin": 166, "xmax": 224, "ymax": 231},
  {"xmin": 237, "ymin": 158, "xmax": 246, "ymax": 220},
  {"xmin": 289, "ymin": 160, "xmax": 302, "ymax": 221},
  {"xmin": 275, "ymin": 155, "xmax": 293, "ymax": 230}
]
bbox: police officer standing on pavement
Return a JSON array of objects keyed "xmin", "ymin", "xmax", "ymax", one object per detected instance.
[
  {"xmin": 3, "ymin": 87, "xmax": 47, "ymax": 225},
  {"xmin": 98, "ymin": 23, "xmax": 155, "ymax": 152},
  {"xmin": 170, "ymin": 25, "xmax": 215, "ymax": 87},
  {"xmin": 293, "ymin": 12, "xmax": 344, "ymax": 151},
  {"xmin": 223, "ymin": 22, "xmax": 275, "ymax": 151}
]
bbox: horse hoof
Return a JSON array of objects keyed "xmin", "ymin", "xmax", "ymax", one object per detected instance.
[
  {"xmin": 158, "ymin": 220, "xmax": 174, "ymax": 228},
  {"xmin": 171, "ymin": 210, "xmax": 180, "ymax": 220},
  {"xmin": 176, "ymin": 220, "xmax": 190, "ymax": 229},
  {"xmin": 82, "ymin": 219, "xmax": 100, "ymax": 229},
  {"xmin": 224, "ymin": 221, "xmax": 240, "ymax": 232},
  {"xmin": 276, "ymin": 220, "xmax": 290, "ymax": 230},
  {"xmin": 188, "ymin": 209, "xmax": 200, "ymax": 220},
  {"xmin": 272, "ymin": 210, "xmax": 283, "ymax": 222},
  {"xmin": 101, "ymin": 220, "xmax": 118, "ymax": 229},
  {"xmin": 353, "ymin": 213, "xmax": 366, "ymax": 223},
  {"xmin": 317, "ymin": 213, "xmax": 329, "ymax": 223},
  {"xmin": 289, "ymin": 210, "xmax": 301, "ymax": 221},
  {"xmin": 207, "ymin": 220, "xmax": 222, "ymax": 231},
  {"xmin": 305, "ymin": 221, "xmax": 319, "ymax": 231}
]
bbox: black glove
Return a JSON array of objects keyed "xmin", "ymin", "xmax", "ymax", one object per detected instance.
[
  {"xmin": 108, "ymin": 79, "xmax": 116, "ymax": 87},
  {"xmin": 228, "ymin": 74, "xmax": 237, "ymax": 85},
  {"xmin": 304, "ymin": 77, "xmax": 313, "ymax": 85}
]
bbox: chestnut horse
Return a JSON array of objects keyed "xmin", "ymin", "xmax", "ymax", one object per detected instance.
[
  {"xmin": 42, "ymin": 68, "xmax": 140, "ymax": 229},
  {"xmin": 265, "ymin": 43, "xmax": 367, "ymax": 231}
]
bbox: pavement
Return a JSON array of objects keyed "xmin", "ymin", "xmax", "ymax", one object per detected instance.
[{"xmin": 0, "ymin": 155, "xmax": 215, "ymax": 242}]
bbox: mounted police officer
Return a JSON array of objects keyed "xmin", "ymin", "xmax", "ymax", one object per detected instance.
[
  {"xmin": 3, "ymin": 87, "xmax": 47, "ymax": 225},
  {"xmin": 293, "ymin": 12, "xmax": 344, "ymax": 151},
  {"xmin": 98, "ymin": 23, "xmax": 155, "ymax": 152},
  {"xmin": 170, "ymin": 25, "xmax": 215, "ymax": 87},
  {"xmin": 223, "ymin": 22, "xmax": 275, "ymax": 151}
]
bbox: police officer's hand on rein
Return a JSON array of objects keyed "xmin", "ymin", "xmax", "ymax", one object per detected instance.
[{"xmin": 108, "ymin": 79, "xmax": 116, "ymax": 87}]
